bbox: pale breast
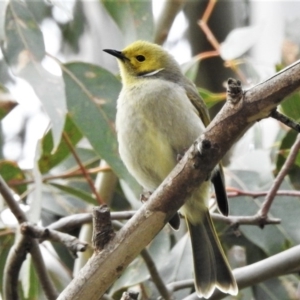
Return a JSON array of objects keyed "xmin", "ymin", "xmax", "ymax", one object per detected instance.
[{"xmin": 116, "ymin": 79, "xmax": 205, "ymax": 191}]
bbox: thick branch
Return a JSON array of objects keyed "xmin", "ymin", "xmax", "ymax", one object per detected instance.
[{"xmin": 57, "ymin": 61, "xmax": 300, "ymax": 300}]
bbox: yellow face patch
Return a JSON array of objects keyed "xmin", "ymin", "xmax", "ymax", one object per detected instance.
[{"xmin": 121, "ymin": 41, "xmax": 168, "ymax": 76}]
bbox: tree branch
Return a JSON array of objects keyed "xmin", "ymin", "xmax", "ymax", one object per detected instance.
[
  {"xmin": 271, "ymin": 109, "xmax": 300, "ymax": 132},
  {"xmin": 57, "ymin": 60, "xmax": 300, "ymax": 299},
  {"xmin": 153, "ymin": 0, "xmax": 188, "ymax": 45},
  {"xmin": 140, "ymin": 249, "xmax": 173, "ymax": 300},
  {"xmin": 62, "ymin": 132, "xmax": 104, "ymax": 205},
  {"xmin": 259, "ymin": 133, "xmax": 300, "ymax": 218},
  {"xmin": 3, "ymin": 235, "xmax": 31, "ymax": 300},
  {"xmin": 0, "ymin": 175, "xmax": 58, "ymax": 300},
  {"xmin": 226, "ymin": 188, "xmax": 300, "ymax": 198},
  {"xmin": 20, "ymin": 222, "xmax": 88, "ymax": 258},
  {"xmin": 183, "ymin": 244, "xmax": 300, "ymax": 300}
]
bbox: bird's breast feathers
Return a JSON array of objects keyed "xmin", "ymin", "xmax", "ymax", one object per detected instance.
[{"xmin": 116, "ymin": 79, "xmax": 205, "ymax": 189}]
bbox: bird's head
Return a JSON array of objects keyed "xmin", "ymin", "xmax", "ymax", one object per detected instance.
[{"xmin": 103, "ymin": 40, "xmax": 181, "ymax": 85}]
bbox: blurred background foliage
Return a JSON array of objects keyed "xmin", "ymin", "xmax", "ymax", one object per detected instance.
[{"xmin": 0, "ymin": 0, "xmax": 300, "ymax": 299}]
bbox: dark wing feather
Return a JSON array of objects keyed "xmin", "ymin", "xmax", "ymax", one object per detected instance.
[{"xmin": 183, "ymin": 78, "xmax": 229, "ymax": 216}]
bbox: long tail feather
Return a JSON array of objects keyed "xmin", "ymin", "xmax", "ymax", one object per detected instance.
[{"xmin": 187, "ymin": 210, "xmax": 238, "ymax": 298}]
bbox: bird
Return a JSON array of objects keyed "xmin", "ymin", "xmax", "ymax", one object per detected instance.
[{"xmin": 103, "ymin": 40, "xmax": 238, "ymax": 299}]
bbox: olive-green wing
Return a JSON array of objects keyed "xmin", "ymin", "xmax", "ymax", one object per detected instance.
[{"xmin": 184, "ymin": 79, "xmax": 229, "ymax": 216}]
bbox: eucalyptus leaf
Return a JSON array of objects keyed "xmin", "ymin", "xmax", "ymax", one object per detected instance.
[
  {"xmin": 110, "ymin": 227, "xmax": 171, "ymax": 295},
  {"xmin": 199, "ymin": 88, "xmax": 226, "ymax": 109},
  {"xmin": 0, "ymin": 160, "xmax": 27, "ymax": 195},
  {"xmin": 0, "ymin": 83, "xmax": 18, "ymax": 120},
  {"xmin": 254, "ymin": 277, "xmax": 295, "ymax": 300},
  {"xmin": 62, "ymin": 62, "xmax": 139, "ymax": 192},
  {"xmin": 102, "ymin": 0, "xmax": 154, "ymax": 44},
  {"xmin": 38, "ymin": 114, "xmax": 83, "ymax": 174},
  {"xmin": 2, "ymin": 0, "xmax": 45, "ymax": 66},
  {"xmin": 279, "ymin": 92, "xmax": 300, "ymax": 122},
  {"xmin": 50, "ymin": 182, "xmax": 97, "ymax": 205},
  {"xmin": 0, "ymin": 234, "xmax": 14, "ymax": 296},
  {"xmin": 220, "ymin": 26, "xmax": 261, "ymax": 60},
  {"xmin": 2, "ymin": 0, "xmax": 66, "ymax": 150}
]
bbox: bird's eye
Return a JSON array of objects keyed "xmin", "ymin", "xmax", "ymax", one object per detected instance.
[{"xmin": 136, "ymin": 55, "xmax": 145, "ymax": 62}]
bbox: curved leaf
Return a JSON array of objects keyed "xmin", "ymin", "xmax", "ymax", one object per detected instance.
[
  {"xmin": 280, "ymin": 92, "xmax": 300, "ymax": 122},
  {"xmin": 50, "ymin": 182, "xmax": 97, "ymax": 205},
  {"xmin": 0, "ymin": 160, "xmax": 27, "ymax": 195},
  {"xmin": 102, "ymin": 0, "xmax": 154, "ymax": 43},
  {"xmin": 199, "ymin": 88, "xmax": 226, "ymax": 109},
  {"xmin": 3, "ymin": 0, "xmax": 45, "ymax": 67},
  {"xmin": 62, "ymin": 62, "xmax": 139, "ymax": 192},
  {"xmin": 38, "ymin": 114, "xmax": 82, "ymax": 174},
  {"xmin": 220, "ymin": 26, "xmax": 261, "ymax": 60},
  {"xmin": 0, "ymin": 83, "xmax": 18, "ymax": 120},
  {"xmin": 2, "ymin": 0, "xmax": 66, "ymax": 150}
]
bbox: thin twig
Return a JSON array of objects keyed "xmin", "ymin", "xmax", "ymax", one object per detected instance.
[
  {"xmin": 259, "ymin": 134, "xmax": 300, "ymax": 218},
  {"xmin": 112, "ymin": 221, "xmax": 172, "ymax": 300},
  {"xmin": 154, "ymin": 0, "xmax": 188, "ymax": 45},
  {"xmin": 47, "ymin": 208, "xmax": 282, "ymax": 235},
  {"xmin": 0, "ymin": 176, "xmax": 27, "ymax": 224},
  {"xmin": 30, "ymin": 241, "xmax": 59, "ymax": 300},
  {"xmin": 62, "ymin": 132, "xmax": 104, "ymax": 205},
  {"xmin": 184, "ymin": 244, "xmax": 300, "ymax": 300},
  {"xmin": 140, "ymin": 249, "xmax": 173, "ymax": 300},
  {"xmin": 3, "ymin": 235, "xmax": 30, "ymax": 300},
  {"xmin": 21, "ymin": 222, "xmax": 88, "ymax": 258},
  {"xmin": 167, "ymin": 279, "xmax": 194, "ymax": 292},
  {"xmin": 0, "ymin": 175, "xmax": 59, "ymax": 300},
  {"xmin": 226, "ymin": 188, "xmax": 300, "ymax": 198},
  {"xmin": 198, "ymin": 19, "xmax": 220, "ymax": 52},
  {"xmin": 197, "ymin": 0, "xmax": 249, "ymax": 83},
  {"xmin": 211, "ymin": 213, "xmax": 281, "ymax": 227},
  {"xmin": 8, "ymin": 165, "xmax": 111, "ymax": 187},
  {"xmin": 201, "ymin": 0, "xmax": 217, "ymax": 23},
  {"xmin": 271, "ymin": 109, "xmax": 300, "ymax": 132}
]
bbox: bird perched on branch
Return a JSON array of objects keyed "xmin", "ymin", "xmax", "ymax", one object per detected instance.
[{"xmin": 104, "ymin": 40, "xmax": 238, "ymax": 299}]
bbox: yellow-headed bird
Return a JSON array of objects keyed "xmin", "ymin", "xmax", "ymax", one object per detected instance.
[{"xmin": 104, "ymin": 41, "xmax": 238, "ymax": 299}]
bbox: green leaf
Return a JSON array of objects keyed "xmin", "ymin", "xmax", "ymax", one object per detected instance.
[
  {"xmin": 19, "ymin": 62, "xmax": 67, "ymax": 152},
  {"xmin": 50, "ymin": 182, "xmax": 97, "ymax": 205},
  {"xmin": 0, "ymin": 83, "xmax": 18, "ymax": 120},
  {"xmin": 229, "ymin": 169, "xmax": 300, "ymax": 256},
  {"xmin": 158, "ymin": 234, "xmax": 194, "ymax": 299},
  {"xmin": 254, "ymin": 277, "xmax": 296, "ymax": 300},
  {"xmin": 62, "ymin": 62, "xmax": 139, "ymax": 192},
  {"xmin": 199, "ymin": 88, "xmax": 226, "ymax": 109},
  {"xmin": 2, "ymin": 0, "xmax": 66, "ymax": 150},
  {"xmin": 110, "ymin": 227, "xmax": 171, "ymax": 295},
  {"xmin": 181, "ymin": 58, "xmax": 200, "ymax": 82},
  {"xmin": 0, "ymin": 233, "xmax": 14, "ymax": 296},
  {"xmin": 0, "ymin": 160, "xmax": 27, "ymax": 195},
  {"xmin": 38, "ymin": 114, "xmax": 83, "ymax": 174},
  {"xmin": 41, "ymin": 183, "xmax": 89, "ymax": 217},
  {"xmin": 20, "ymin": 256, "xmax": 40, "ymax": 300},
  {"xmin": 276, "ymin": 130, "xmax": 300, "ymax": 189},
  {"xmin": 279, "ymin": 92, "xmax": 300, "ymax": 122},
  {"xmin": 2, "ymin": 0, "xmax": 45, "ymax": 67},
  {"xmin": 102, "ymin": 0, "xmax": 154, "ymax": 43}
]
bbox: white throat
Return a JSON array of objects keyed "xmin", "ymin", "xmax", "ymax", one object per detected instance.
[{"xmin": 142, "ymin": 68, "xmax": 164, "ymax": 77}]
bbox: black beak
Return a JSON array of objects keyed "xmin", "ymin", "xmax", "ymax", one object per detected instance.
[{"xmin": 103, "ymin": 49, "xmax": 127, "ymax": 60}]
